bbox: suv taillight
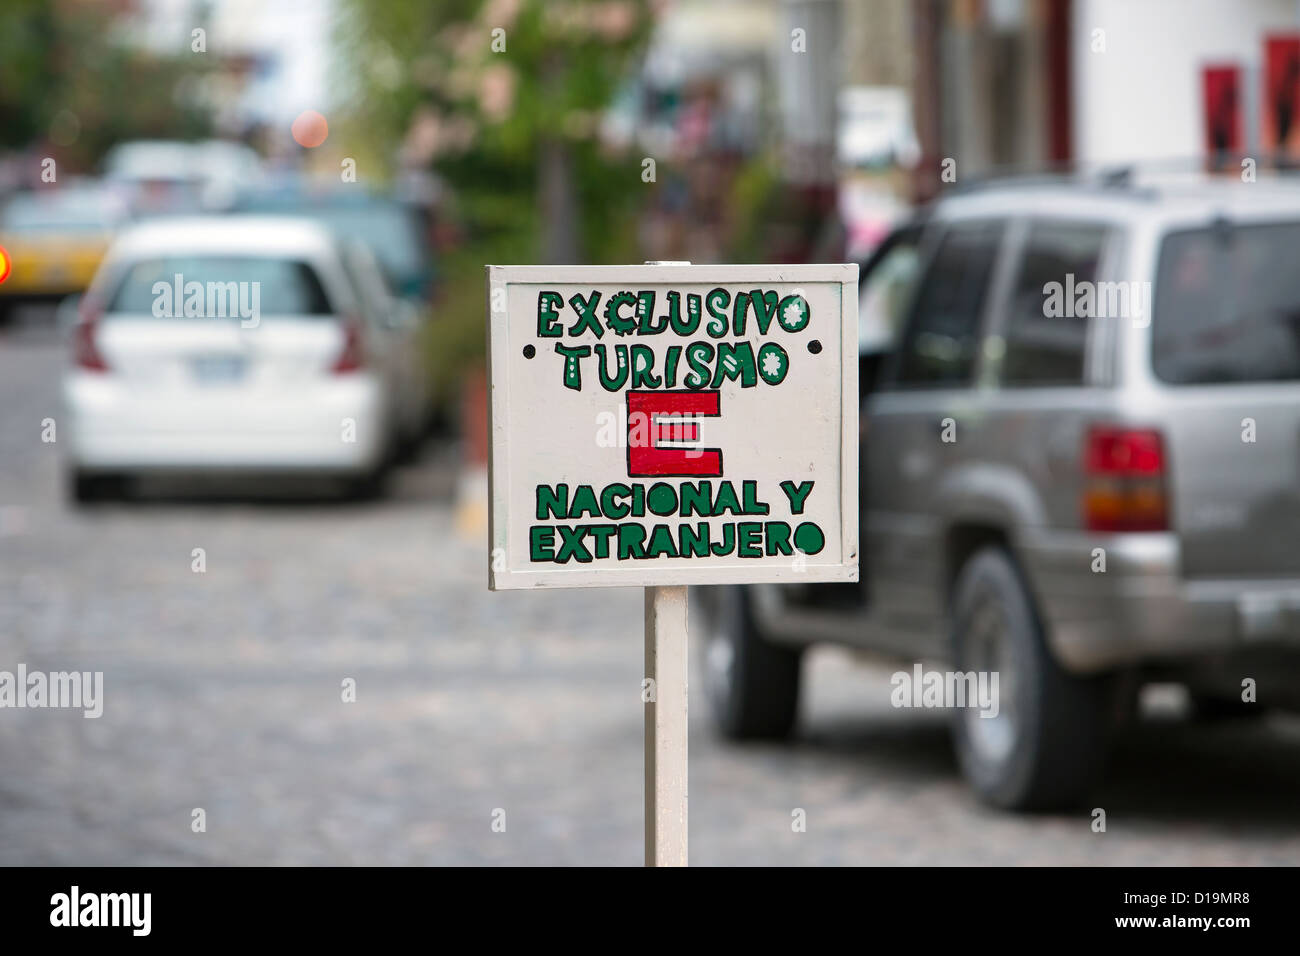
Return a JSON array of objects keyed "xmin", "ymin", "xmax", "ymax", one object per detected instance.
[
  {"xmin": 72, "ymin": 298, "xmax": 108, "ymax": 372},
  {"xmin": 1083, "ymin": 426, "xmax": 1168, "ymax": 532},
  {"xmin": 331, "ymin": 316, "xmax": 365, "ymax": 373}
]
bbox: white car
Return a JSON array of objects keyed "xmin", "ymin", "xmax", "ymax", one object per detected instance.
[
  {"xmin": 103, "ymin": 139, "xmax": 264, "ymax": 215},
  {"xmin": 63, "ymin": 216, "xmax": 420, "ymax": 501}
]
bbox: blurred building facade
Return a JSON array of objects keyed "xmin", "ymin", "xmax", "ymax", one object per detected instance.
[
  {"xmin": 774, "ymin": 0, "xmax": 1300, "ymax": 248},
  {"xmin": 1074, "ymin": 0, "xmax": 1300, "ymax": 168},
  {"xmin": 124, "ymin": 0, "xmax": 336, "ymax": 144}
]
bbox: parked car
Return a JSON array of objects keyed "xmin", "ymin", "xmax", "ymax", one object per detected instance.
[
  {"xmin": 0, "ymin": 183, "xmax": 127, "ymax": 322},
  {"xmin": 102, "ymin": 139, "xmax": 263, "ymax": 219},
  {"xmin": 694, "ymin": 173, "xmax": 1300, "ymax": 810},
  {"xmin": 231, "ymin": 181, "xmax": 437, "ymax": 442},
  {"xmin": 62, "ymin": 216, "xmax": 419, "ymax": 501},
  {"xmin": 231, "ymin": 180, "xmax": 435, "ymax": 301},
  {"xmin": 336, "ymin": 235, "xmax": 429, "ymax": 453},
  {"xmin": 102, "ymin": 141, "xmax": 207, "ymax": 219}
]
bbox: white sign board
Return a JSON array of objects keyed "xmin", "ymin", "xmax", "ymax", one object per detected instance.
[{"xmin": 487, "ymin": 264, "xmax": 859, "ymax": 590}]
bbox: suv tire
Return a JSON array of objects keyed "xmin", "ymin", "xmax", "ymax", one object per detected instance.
[
  {"xmin": 950, "ymin": 546, "xmax": 1114, "ymax": 811},
  {"xmin": 343, "ymin": 468, "xmax": 385, "ymax": 502},
  {"xmin": 694, "ymin": 585, "xmax": 801, "ymax": 739}
]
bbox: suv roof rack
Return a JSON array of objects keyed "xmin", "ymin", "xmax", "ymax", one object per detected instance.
[
  {"xmin": 947, "ymin": 164, "xmax": 1143, "ymax": 195},
  {"xmin": 950, "ymin": 156, "xmax": 1300, "ymax": 194}
]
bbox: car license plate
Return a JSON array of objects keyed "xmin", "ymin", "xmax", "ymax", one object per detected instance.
[{"xmin": 191, "ymin": 355, "xmax": 246, "ymax": 384}]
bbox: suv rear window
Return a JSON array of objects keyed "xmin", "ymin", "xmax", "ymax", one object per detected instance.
[
  {"xmin": 1153, "ymin": 223, "xmax": 1300, "ymax": 384},
  {"xmin": 106, "ymin": 256, "xmax": 334, "ymax": 317}
]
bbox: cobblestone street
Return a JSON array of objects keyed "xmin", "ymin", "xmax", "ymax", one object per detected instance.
[{"xmin": 2, "ymin": 320, "xmax": 1298, "ymax": 865}]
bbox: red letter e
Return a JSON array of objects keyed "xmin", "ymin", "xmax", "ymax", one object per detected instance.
[{"xmin": 627, "ymin": 390, "xmax": 722, "ymax": 477}]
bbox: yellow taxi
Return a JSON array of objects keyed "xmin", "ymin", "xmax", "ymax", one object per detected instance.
[{"xmin": 0, "ymin": 184, "xmax": 126, "ymax": 318}]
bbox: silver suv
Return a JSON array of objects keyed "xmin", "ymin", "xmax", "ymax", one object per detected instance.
[{"xmin": 695, "ymin": 175, "xmax": 1300, "ymax": 810}]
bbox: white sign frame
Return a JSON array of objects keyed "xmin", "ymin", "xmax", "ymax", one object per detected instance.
[{"xmin": 486, "ymin": 263, "xmax": 859, "ymax": 591}]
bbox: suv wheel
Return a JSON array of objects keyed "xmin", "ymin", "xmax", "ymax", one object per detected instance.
[
  {"xmin": 950, "ymin": 546, "xmax": 1115, "ymax": 811},
  {"xmin": 342, "ymin": 468, "xmax": 385, "ymax": 502},
  {"xmin": 693, "ymin": 585, "xmax": 801, "ymax": 739}
]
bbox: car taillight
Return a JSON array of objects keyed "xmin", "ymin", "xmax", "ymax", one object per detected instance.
[
  {"xmin": 72, "ymin": 298, "xmax": 108, "ymax": 372},
  {"xmin": 331, "ymin": 316, "xmax": 365, "ymax": 373},
  {"xmin": 1083, "ymin": 425, "xmax": 1168, "ymax": 532}
]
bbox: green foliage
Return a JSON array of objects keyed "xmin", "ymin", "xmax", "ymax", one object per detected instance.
[
  {"xmin": 721, "ymin": 157, "xmax": 784, "ymax": 263},
  {"xmin": 0, "ymin": 0, "xmax": 212, "ymax": 171},
  {"xmin": 0, "ymin": 0, "xmax": 58, "ymax": 149},
  {"xmin": 338, "ymin": 0, "xmax": 654, "ymax": 397}
]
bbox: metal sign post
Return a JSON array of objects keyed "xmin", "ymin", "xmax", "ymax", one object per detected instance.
[{"xmin": 644, "ymin": 583, "xmax": 689, "ymax": 866}]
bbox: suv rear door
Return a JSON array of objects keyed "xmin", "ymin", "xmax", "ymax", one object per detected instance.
[
  {"xmin": 866, "ymin": 217, "xmax": 1010, "ymax": 642},
  {"xmin": 1150, "ymin": 219, "xmax": 1300, "ymax": 579}
]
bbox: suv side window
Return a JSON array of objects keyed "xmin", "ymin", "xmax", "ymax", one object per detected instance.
[
  {"xmin": 859, "ymin": 224, "xmax": 923, "ymax": 355},
  {"xmin": 1000, "ymin": 221, "xmax": 1108, "ymax": 386},
  {"xmin": 338, "ymin": 241, "xmax": 391, "ymax": 327},
  {"xmin": 892, "ymin": 220, "xmax": 1004, "ymax": 387}
]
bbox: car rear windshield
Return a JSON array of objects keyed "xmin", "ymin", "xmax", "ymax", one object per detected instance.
[
  {"xmin": 234, "ymin": 196, "xmax": 427, "ymax": 288},
  {"xmin": 1153, "ymin": 222, "xmax": 1300, "ymax": 384},
  {"xmin": 105, "ymin": 256, "xmax": 334, "ymax": 317},
  {"xmin": 2, "ymin": 193, "xmax": 117, "ymax": 233}
]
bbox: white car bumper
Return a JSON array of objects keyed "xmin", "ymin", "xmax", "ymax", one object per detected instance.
[{"xmin": 63, "ymin": 372, "xmax": 389, "ymax": 474}]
